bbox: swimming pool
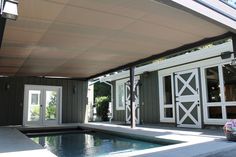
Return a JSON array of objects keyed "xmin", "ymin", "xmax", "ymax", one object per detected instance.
[{"xmin": 29, "ymin": 131, "xmax": 171, "ymax": 157}]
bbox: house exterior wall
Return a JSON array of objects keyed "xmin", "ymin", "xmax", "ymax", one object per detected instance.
[
  {"xmin": 0, "ymin": 77, "xmax": 88, "ymax": 126},
  {"xmin": 111, "ymin": 72, "xmax": 160, "ymax": 124},
  {"xmin": 110, "ymin": 39, "xmax": 235, "ymax": 127}
]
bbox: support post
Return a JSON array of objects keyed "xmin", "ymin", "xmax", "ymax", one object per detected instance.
[
  {"xmin": 130, "ymin": 66, "xmax": 135, "ymax": 128},
  {"xmin": 232, "ymin": 33, "xmax": 236, "ymax": 58}
]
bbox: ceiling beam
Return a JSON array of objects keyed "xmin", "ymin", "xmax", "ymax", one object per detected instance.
[{"xmin": 0, "ymin": 17, "xmax": 6, "ymax": 48}]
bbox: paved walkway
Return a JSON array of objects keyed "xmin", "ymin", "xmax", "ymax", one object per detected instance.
[
  {"xmin": 0, "ymin": 127, "xmax": 56, "ymax": 157},
  {"xmin": 205, "ymin": 148, "xmax": 236, "ymax": 157}
]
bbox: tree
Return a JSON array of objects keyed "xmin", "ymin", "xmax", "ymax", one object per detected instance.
[
  {"xmin": 95, "ymin": 96, "xmax": 109, "ymax": 121},
  {"xmin": 94, "ymin": 82, "xmax": 111, "ymax": 101}
]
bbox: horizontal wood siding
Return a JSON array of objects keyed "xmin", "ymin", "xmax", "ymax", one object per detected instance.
[
  {"xmin": 112, "ymin": 82, "xmax": 126, "ymax": 122},
  {"xmin": 140, "ymin": 71, "xmax": 160, "ymax": 124},
  {"xmin": 0, "ymin": 77, "xmax": 88, "ymax": 126}
]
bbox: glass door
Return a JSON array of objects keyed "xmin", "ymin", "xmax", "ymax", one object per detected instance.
[
  {"xmin": 43, "ymin": 87, "xmax": 60, "ymax": 125},
  {"xmin": 27, "ymin": 89, "xmax": 42, "ymax": 124},
  {"xmin": 24, "ymin": 85, "xmax": 62, "ymax": 126}
]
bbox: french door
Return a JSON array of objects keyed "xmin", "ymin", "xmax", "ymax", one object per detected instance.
[
  {"xmin": 23, "ymin": 85, "xmax": 62, "ymax": 126},
  {"xmin": 175, "ymin": 69, "xmax": 202, "ymax": 128}
]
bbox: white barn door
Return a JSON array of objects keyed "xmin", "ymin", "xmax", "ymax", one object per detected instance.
[{"xmin": 175, "ymin": 69, "xmax": 202, "ymax": 128}]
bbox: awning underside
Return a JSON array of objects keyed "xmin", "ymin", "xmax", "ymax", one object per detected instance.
[{"xmin": 0, "ymin": 0, "xmax": 233, "ymax": 78}]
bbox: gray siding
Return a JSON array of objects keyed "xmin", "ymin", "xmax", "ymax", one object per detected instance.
[
  {"xmin": 112, "ymin": 71, "xmax": 160, "ymax": 124},
  {"xmin": 139, "ymin": 71, "xmax": 160, "ymax": 124},
  {"xmin": 0, "ymin": 77, "xmax": 88, "ymax": 126}
]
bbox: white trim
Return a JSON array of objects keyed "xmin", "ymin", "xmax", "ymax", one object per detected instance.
[
  {"xmin": 23, "ymin": 85, "xmax": 62, "ymax": 126},
  {"xmin": 100, "ymin": 41, "xmax": 233, "ymax": 82},
  {"xmin": 168, "ymin": 0, "xmax": 236, "ymax": 31}
]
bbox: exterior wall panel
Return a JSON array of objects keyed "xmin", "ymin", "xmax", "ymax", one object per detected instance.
[
  {"xmin": 0, "ymin": 77, "xmax": 88, "ymax": 126},
  {"xmin": 140, "ymin": 72, "xmax": 160, "ymax": 124}
]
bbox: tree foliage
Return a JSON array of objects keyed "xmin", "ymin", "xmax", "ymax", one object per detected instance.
[
  {"xmin": 95, "ymin": 96, "xmax": 109, "ymax": 121},
  {"xmin": 94, "ymin": 82, "xmax": 111, "ymax": 101},
  {"xmin": 46, "ymin": 92, "xmax": 57, "ymax": 120}
]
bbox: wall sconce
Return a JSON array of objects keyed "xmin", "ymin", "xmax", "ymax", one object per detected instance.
[
  {"xmin": 73, "ymin": 86, "xmax": 76, "ymax": 94},
  {"xmin": 0, "ymin": 0, "xmax": 18, "ymax": 20},
  {"xmin": 220, "ymin": 51, "xmax": 233, "ymax": 59},
  {"xmin": 5, "ymin": 83, "xmax": 10, "ymax": 91}
]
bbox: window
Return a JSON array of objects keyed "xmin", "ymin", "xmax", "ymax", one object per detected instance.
[
  {"xmin": 116, "ymin": 80, "xmax": 126, "ymax": 110},
  {"xmin": 205, "ymin": 66, "xmax": 221, "ymax": 102},
  {"xmin": 226, "ymin": 106, "xmax": 236, "ymax": 119},
  {"xmin": 208, "ymin": 106, "xmax": 222, "ymax": 119},
  {"xmin": 164, "ymin": 75, "xmax": 172, "ymax": 105},
  {"xmin": 222, "ymin": 64, "xmax": 236, "ymax": 101},
  {"xmin": 31, "ymin": 93, "xmax": 39, "ymax": 105},
  {"xmin": 203, "ymin": 62, "xmax": 236, "ymax": 124},
  {"xmin": 159, "ymin": 73, "xmax": 175, "ymax": 122}
]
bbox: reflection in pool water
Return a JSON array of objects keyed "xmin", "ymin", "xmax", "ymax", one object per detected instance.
[{"xmin": 31, "ymin": 132, "xmax": 163, "ymax": 157}]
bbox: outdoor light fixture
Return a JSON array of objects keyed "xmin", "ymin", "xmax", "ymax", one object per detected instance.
[
  {"xmin": 220, "ymin": 51, "xmax": 234, "ymax": 59},
  {"xmin": 0, "ymin": 0, "xmax": 18, "ymax": 20}
]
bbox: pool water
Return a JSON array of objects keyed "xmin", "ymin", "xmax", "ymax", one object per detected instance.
[{"xmin": 30, "ymin": 132, "xmax": 164, "ymax": 157}]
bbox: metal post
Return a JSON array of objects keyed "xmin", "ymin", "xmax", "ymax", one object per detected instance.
[
  {"xmin": 130, "ymin": 66, "xmax": 135, "ymax": 128},
  {"xmin": 232, "ymin": 34, "xmax": 236, "ymax": 58}
]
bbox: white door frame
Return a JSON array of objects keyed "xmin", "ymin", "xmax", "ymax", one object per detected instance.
[
  {"xmin": 175, "ymin": 68, "xmax": 202, "ymax": 128},
  {"xmin": 23, "ymin": 85, "xmax": 62, "ymax": 126},
  {"xmin": 159, "ymin": 71, "xmax": 175, "ymax": 123}
]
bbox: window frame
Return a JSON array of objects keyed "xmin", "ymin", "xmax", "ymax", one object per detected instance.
[{"xmin": 115, "ymin": 79, "xmax": 128, "ymax": 110}]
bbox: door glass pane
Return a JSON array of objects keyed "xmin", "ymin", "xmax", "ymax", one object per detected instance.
[
  {"xmin": 223, "ymin": 64, "xmax": 236, "ymax": 101},
  {"xmin": 226, "ymin": 106, "xmax": 236, "ymax": 119},
  {"xmin": 208, "ymin": 106, "xmax": 222, "ymax": 119},
  {"xmin": 164, "ymin": 108, "xmax": 173, "ymax": 118},
  {"xmin": 205, "ymin": 67, "xmax": 221, "ymax": 102},
  {"xmin": 118, "ymin": 84, "xmax": 124, "ymax": 108},
  {"xmin": 163, "ymin": 75, "xmax": 172, "ymax": 104},
  {"xmin": 45, "ymin": 91, "xmax": 57, "ymax": 120},
  {"xmin": 28, "ymin": 90, "xmax": 41, "ymax": 121}
]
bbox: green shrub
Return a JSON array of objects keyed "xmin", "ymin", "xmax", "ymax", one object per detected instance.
[{"xmin": 95, "ymin": 96, "xmax": 109, "ymax": 121}]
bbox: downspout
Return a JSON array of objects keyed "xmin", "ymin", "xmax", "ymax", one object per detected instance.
[{"xmin": 103, "ymin": 81, "xmax": 113, "ymax": 123}]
